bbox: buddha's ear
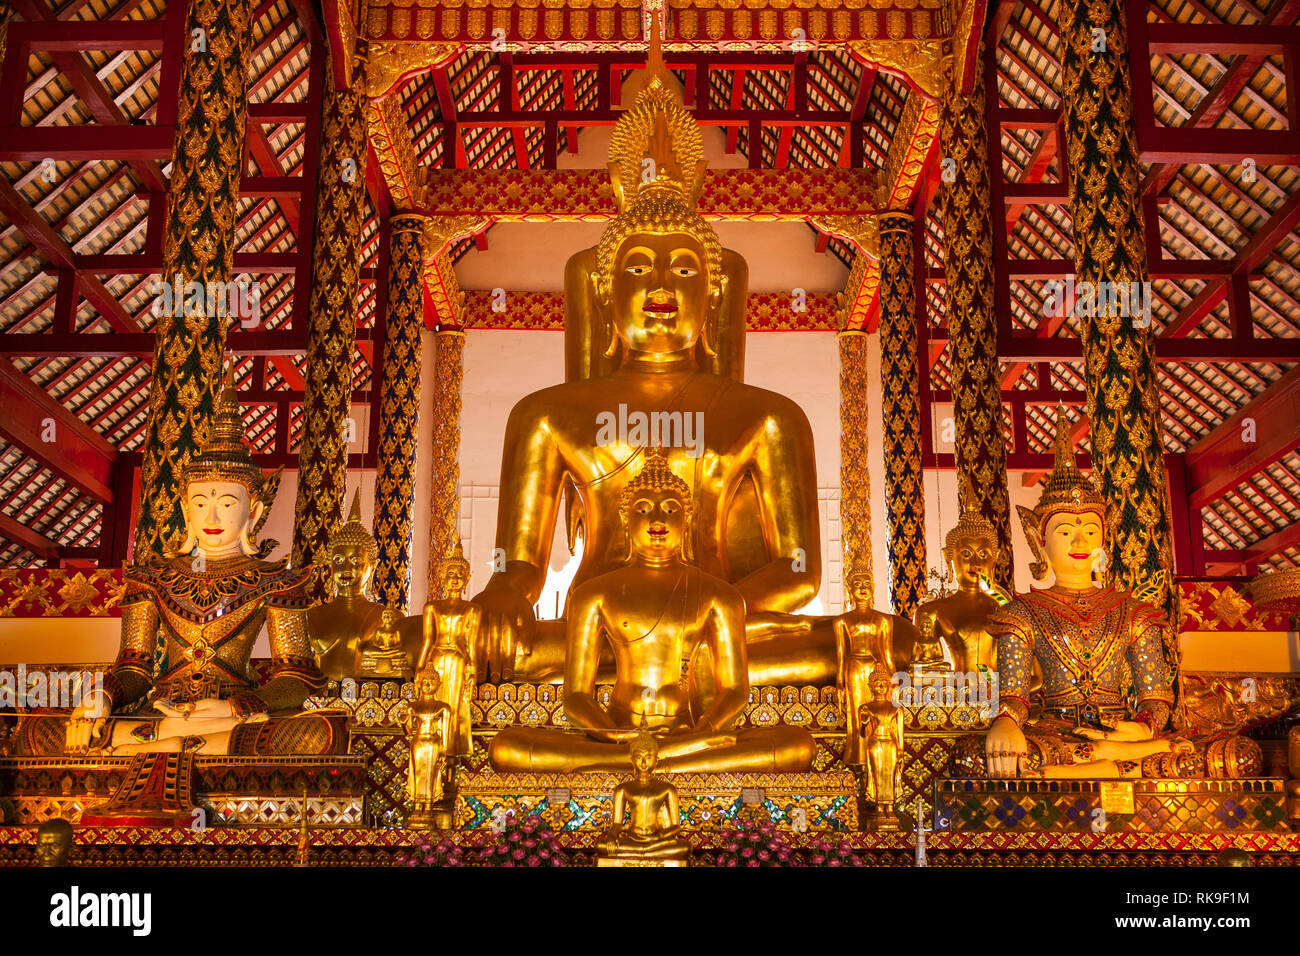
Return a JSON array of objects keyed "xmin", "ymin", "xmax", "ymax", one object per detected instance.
[
  {"xmin": 590, "ymin": 269, "xmax": 610, "ymax": 308},
  {"xmin": 708, "ymin": 272, "xmax": 728, "ymax": 314}
]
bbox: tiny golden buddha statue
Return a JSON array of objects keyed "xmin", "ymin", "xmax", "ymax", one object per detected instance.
[
  {"xmin": 309, "ymin": 490, "xmax": 420, "ymax": 680},
  {"xmin": 13, "ymin": 375, "xmax": 342, "ymax": 758},
  {"xmin": 469, "ymin": 46, "xmax": 833, "ymax": 689},
  {"xmin": 416, "ymin": 541, "xmax": 479, "ymax": 759},
  {"xmin": 596, "ymin": 717, "xmax": 690, "ymax": 867},
  {"xmin": 956, "ymin": 413, "xmax": 1260, "ymax": 780},
  {"xmin": 359, "ymin": 607, "xmax": 413, "ymax": 680},
  {"xmin": 835, "ymin": 558, "xmax": 907, "ymax": 767},
  {"xmin": 860, "ymin": 668, "xmax": 904, "ymax": 831},
  {"xmin": 35, "ymin": 818, "xmax": 74, "ymax": 867},
  {"xmin": 913, "ymin": 479, "xmax": 1006, "ymax": 674},
  {"xmin": 406, "ymin": 671, "xmax": 452, "ymax": 829},
  {"xmin": 489, "ymin": 450, "xmax": 816, "ymax": 773}
]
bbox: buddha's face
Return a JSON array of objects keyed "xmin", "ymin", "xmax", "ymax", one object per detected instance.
[
  {"xmin": 330, "ymin": 542, "xmax": 374, "ymax": 597},
  {"xmin": 847, "ymin": 575, "xmax": 873, "ymax": 610},
  {"xmin": 869, "ymin": 673, "xmax": 892, "ymax": 700},
  {"xmin": 948, "ymin": 535, "xmax": 997, "ymax": 590},
  {"xmin": 35, "ymin": 828, "xmax": 70, "ymax": 867},
  {"xmin": 626, "ymin": 487, "xmax": 687, "ymax": 561},
  {"xmin": 1042, "ymin": 511, "xmax": 1105, "ymax": 582},
  {"xmin": 631, "ymin": 744, "xmax": 656, "ymax": 775},
  {"xmin": 609, "ymin": 231, "xmax": 711, "ymax": 355},
  {"xmin": 184, "ymin": 481, "xmax": 260, "ymax": 556},
  {"xmin": 440, "ymin": 565, "xmax": 468, "ymax": 598}
]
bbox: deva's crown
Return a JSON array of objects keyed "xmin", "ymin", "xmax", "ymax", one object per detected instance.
[
  {"xmin": 1016, "ymin": 408, "xmax": 1106, "ymax": 580},
  {"xmin": 182, "ymin": 371, "xmax": 281, "ymax": 504},
  {"xmin": 328, "ymin": 489, "xmax": 378, "ymax": 563}
]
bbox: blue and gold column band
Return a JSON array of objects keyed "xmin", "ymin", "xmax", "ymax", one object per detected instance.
[
  {"xmin": 938, "ymin": 45, "xmax": 1015, "ymax": 594},
  {"xmin": 878, "ymin": 211, "xmax": 926, "ymax": 620},
  {"xmin": 371, "ymin": 214, "xmax": 426, "ymax": 612},
  {"xmin": 134, "ymin": 0, "xmax": 256, "ymax": 560},
  {"xmin": 291, "ymin": 50, "xmax": 370, "ymax": 599},
  {"xmin": 1060, "ymin": 0, "xmax": 1180, "ymax": 669}
]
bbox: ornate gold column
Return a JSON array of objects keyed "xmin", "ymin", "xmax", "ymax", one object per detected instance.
[
  {"xmin": 371, "ymin": 214, "xmax": 426, "ymax": 612},
  {"xmin": 1060, "ymin": 2, "xmax": 1177, "ymax": 628},
  {"xmin": 291, "ymin": 53, "xmax": 369, "ymax": 597},
  {"xmin": 878, "ymin": 211, "xmax": 926, "ymax": 619},
  {"xmin": 939, "ymin": 46, "xmax": 1015, "ymax": 593},
  {"xmin": 839, "ymin": 330, "xmax": 873, "ymax": 593},
  {"xmin": 134, "ymin": 0, "xmax": 256, "ymax": 560},
  {"xmin": 426, "ymin": 329, "xmax": 464, "ymax": 597}
]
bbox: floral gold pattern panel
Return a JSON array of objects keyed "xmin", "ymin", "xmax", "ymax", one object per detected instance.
[
  {"xmin": 938, "ymin": 45, "xmax": 1014, "ymax": 593},
  {"xmin": 292, "ymin": 54, "xmax": 370, "ymax": 602},
  {"xmin": 838, "ymin": 331, "xmax": 873, "ymax": 584},
  {"xmin": 878, "ymin": 211, "xmax": 926, "ymax": 619},
  {"xmin": 427, "ymin": 330, "xmax": 465, "ymax": 595},
  {"xmin": 0, "ymin": 569, "xmax": 125, "ymax": 617},
  {"xmin": 1060, "ymin": 0, "xmax": 1178, "ymax": 640},
  {"xmin": 134, "ymin": 0, "xmax": 256, "ymax": 561},
  {"xmin": 371, "ymin": 215, "xmax": 426, "ymax": 613}
]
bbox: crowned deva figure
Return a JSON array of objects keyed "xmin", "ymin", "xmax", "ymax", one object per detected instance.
[
  {"xmin": 957, "ymin": 413, "xmax": 1260, "ymax": 779},
  {"xmin": 13, "ymin": 375, "xmax": 342, "ymax": 758}
]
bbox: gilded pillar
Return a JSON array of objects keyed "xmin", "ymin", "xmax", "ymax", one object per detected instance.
[
  {"xmin": 427, "ymin": 329, "xmax": 464, "ymax": 597},
  {"xmin": 291, "ymin": 54, "xmax": 369, "ymax": 597},
  {"xmin": 134, "ymin": 0, "xmax": 256, "ymax": 560},
  {"xmin": 939, "ymin": 47, "xmax": 1015, "ymax": 592},
  {"xmin": 371, "ymin": 215, "xmax": 425, "ymax": 612},
  {"xmin": 1060, "ymin": 1, "xmax": 1178, "ymax": 630},
  {"xmin": 839, "ymin": 330, "xmax": 873, "ymax": 593},
  {"xmin": 878, "ymin": 211, "xmax": 926, "ymax": 619}
]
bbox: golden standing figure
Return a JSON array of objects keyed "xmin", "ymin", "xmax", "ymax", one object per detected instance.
[
  {"xmin": 470, "ymin": 51, "xmax": 832, "ymax": 688},
  {"xmin": 913, "ymin": 479, "xmax": 1006, "ymax": 674},
  {"xmin": 596, "ymin": 717, "xmax": 690, "ymax": 867},
  {"xmin": 309, "ymin": 489, "xmax": 421, "ymax": 681},
  {"xmin": 489, "ymin": 451, "xmax": 816, "ymax": 773},
  {"xmin": 861, "ymin": 668, "xmax": 904, "ymax": 831},
  {"xmin": 34, "ymin": 375, "xmax": 340, "ymax": 758},
  {"xmin": 835, "ymin": 558, "xmax": 907, "ymax": 767},
  {"xmin": 961, "ymin": 412, "xmax": 1260, "ymax": 780},
  {"xmin": 406, "ymin": 671, "xmax": 452, "ymax": 828},
  {"xmin": 416, "ymin": 541, "xmax": 479, "ymax": 758}
]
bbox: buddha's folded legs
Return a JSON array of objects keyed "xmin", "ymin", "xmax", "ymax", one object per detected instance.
[
  {"xmin": 489, "ymin": 725, "xmax": 816, "ymax": 773},
  {"xmin": 9, "ymin": 712, "xmax": 348, "ymax": 757}
]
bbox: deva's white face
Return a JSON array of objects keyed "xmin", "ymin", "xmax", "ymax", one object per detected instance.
[
  {"xmin": 1042, "ymin": 511, "xmax": 1105, "ymax": 581},
  {"xmin": 185, "ymin": 481, "xmax": 257, "ymax": 555}
]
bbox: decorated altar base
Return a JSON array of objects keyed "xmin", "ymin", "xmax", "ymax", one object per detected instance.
[
  {"xmin": 0, "ymin": 755, "xmax": 368, "ymax": 828},
  {"xmin": 453, "ymin": 770, "xmax": 859, "ymax": 832},
  {"xmin": 936, "ymin": 779, "xmax": 1290, "ymax": 834}
]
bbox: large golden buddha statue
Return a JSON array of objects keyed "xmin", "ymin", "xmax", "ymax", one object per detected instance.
[
  {"xmin": 472, "ymin": 53, "xmax": 832, "ymax": 687},
  {"xmin": 489, "ymin": 450, "xmax": 816, "ymax": 773},
  {"xmin": 957, "ymin": 414, "xmax": 1260, "ymax": 780},
  {"xmin": 13, "ymin": 376, "xmax": 342, "ymax": 758}
]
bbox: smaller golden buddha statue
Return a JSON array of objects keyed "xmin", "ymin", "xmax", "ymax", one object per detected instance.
[
  {"xmin": 406, "ymin": 671, "xmax": 452, "ymax": 829},
  {"xmin": 309, "ymin": 490, "xmax": 420, "ymax": 681},
  {"xmin": 35, "ymin": 818, "xmax": 74, "ymax": 867},
  {"xmin": 596, "ymin": 717, "xmax": 690, "ymax": 867},
  {"xmin": 416, "ymin": 541, "xmax": 479, "ymax": 759},
  {"xmin": 913, "ymin": 479, "xmax": 1006, "ymax": 674},
  {"xmin": 860, "ymin": 668, "xmax": 904, "ymax": 831},
  {"xmin": 13, "ymin": 375, "xmax": 342, "ymax": 758},
  {"xmin": 835, "ymin": 558, "xmax": 906, "ymax": 767},
  {"xmin": 489, "ymin": 450, "xmax": 815, "ymax": 773},
  {"xmin": 957, "ymin": 413, "xmax": 1259, "ymax": 780},
  {"xmin": 359, "ymin": 608, "xmax": 412, "ymax": 680}
]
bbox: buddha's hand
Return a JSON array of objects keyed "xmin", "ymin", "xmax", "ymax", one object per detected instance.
[
  {"xmin": 657, "ymin": 728, "xmax": 739, "ymax": 758},
  {"xmin": 65, "ymin": 689, "xmax": 111, "ymax": 753},
  {"xmin": 471, "ymin": 583, "xmax": 536, "ymax": 682},
  {"xmin": 1073, "ymin": 720, "xmax": 1153, "ymax": 743},
  {"xmin": 985, "ymin": 715, "xmax": 1027, "ymax": 778}
]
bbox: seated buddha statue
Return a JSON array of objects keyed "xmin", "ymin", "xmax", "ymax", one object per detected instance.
[
  {"xmin": 596, "ymin": 717, "xmax": 691, "ymax": 866},
  {"xmin": 470, "ymin": 56, "xmax": 835, "ymax": 688},
  {"xmin": 12, "ymin": 377, "xmax": 343, "ymax": 758},
  {"xmin": 308, "ymin": 490, "xmax": 420, "ymax": 681},
  {"xmin": 488, "ymin": 450, "xmax": 816, "ymax": 773},
  {"xmin": 954, "ymin": 414, "xmax": 1260, "ymax": 780},
  {"xmin": 912, "ymin": 480, "xmax": 1007, "ymax": 674}
]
